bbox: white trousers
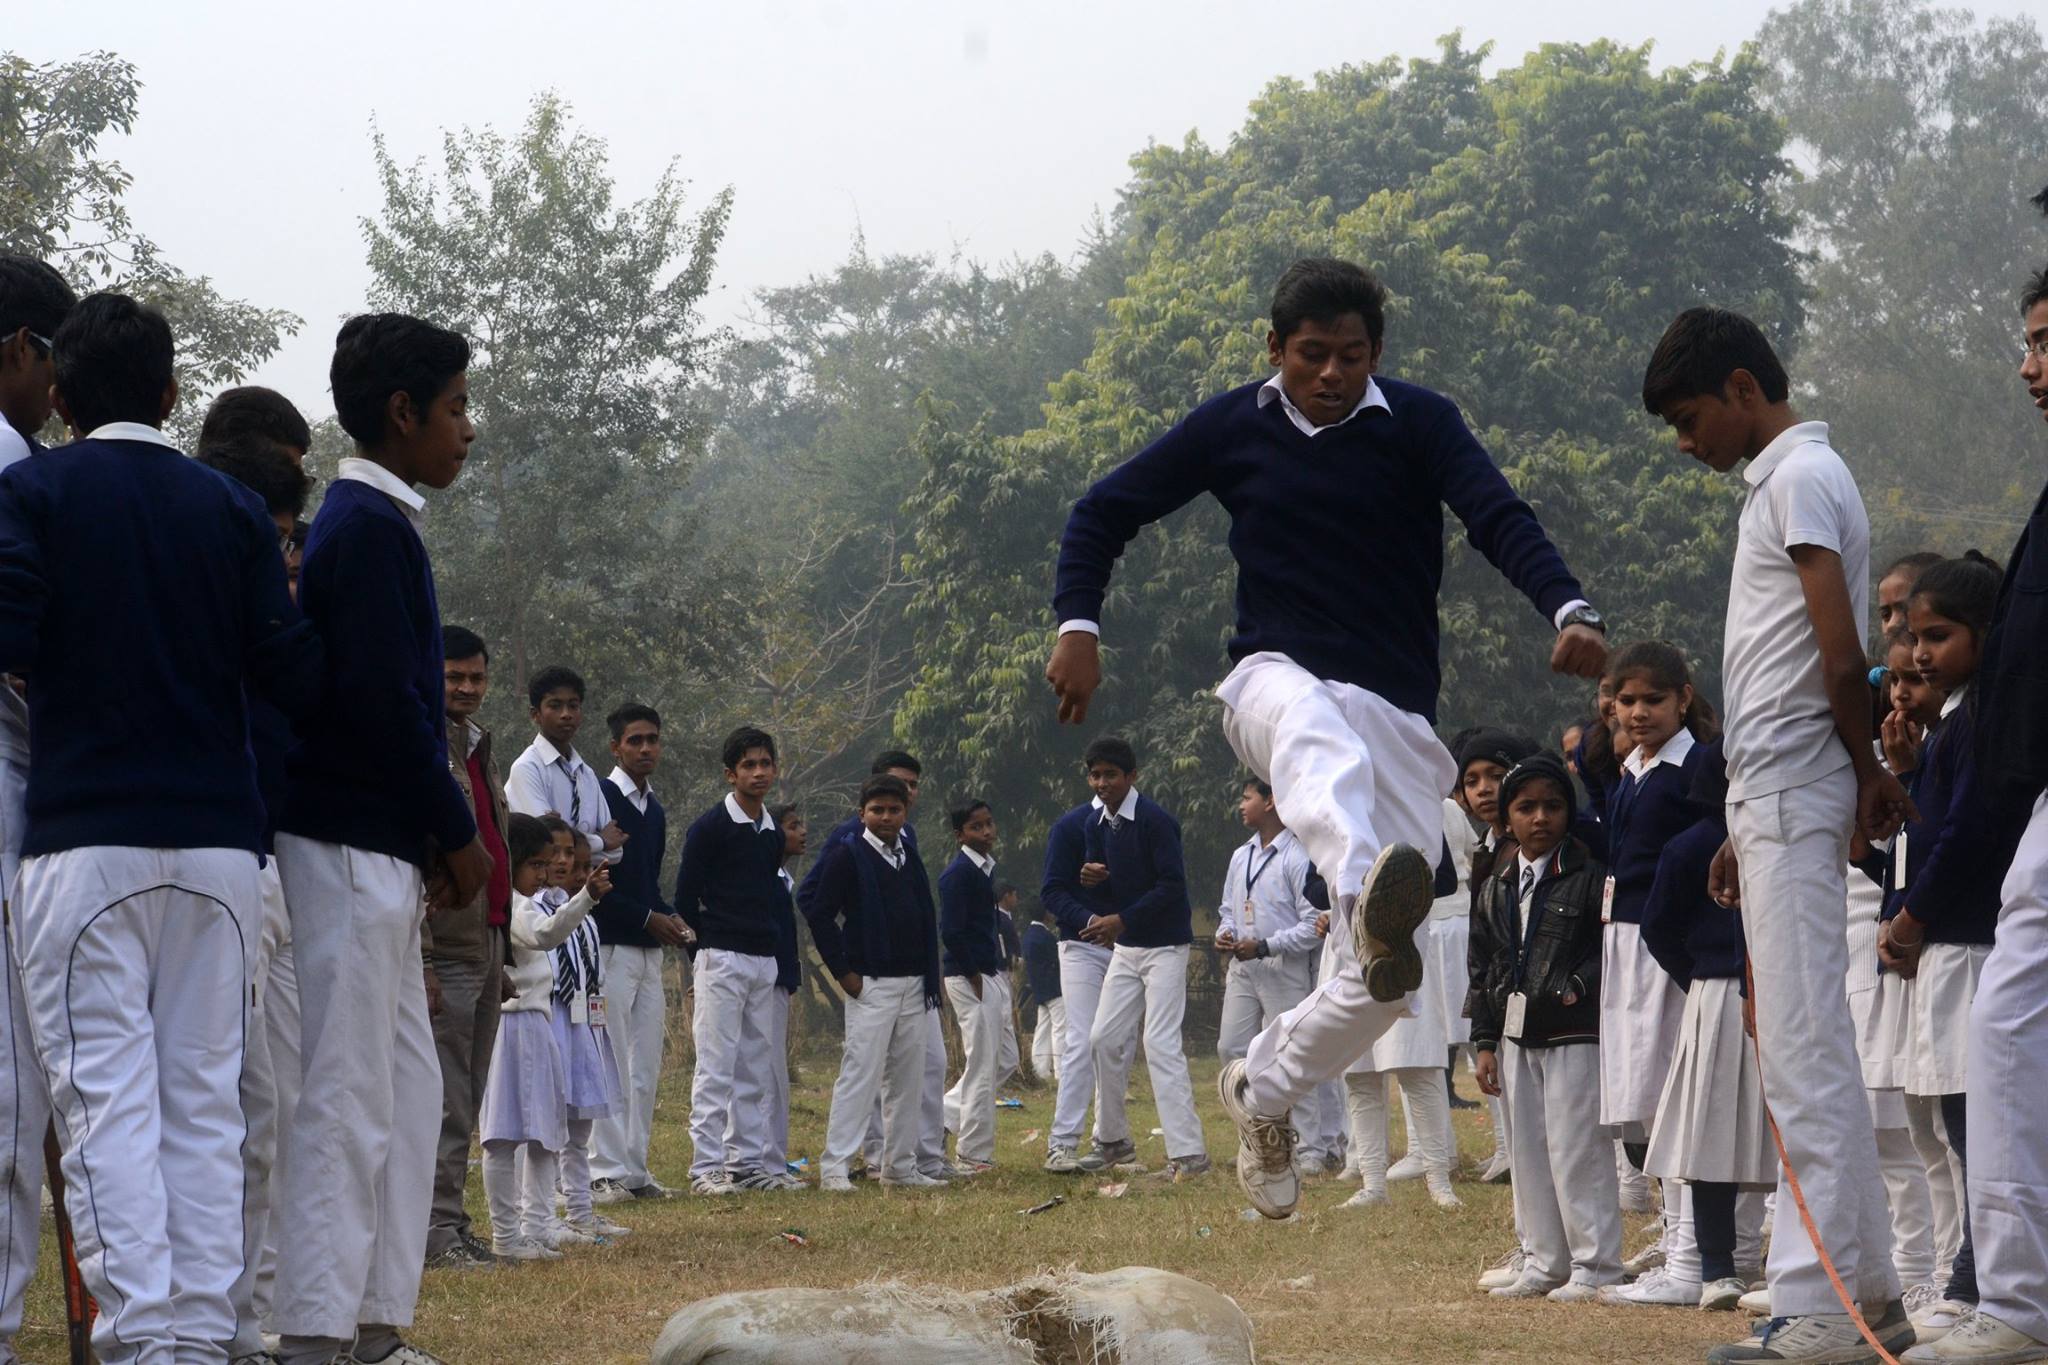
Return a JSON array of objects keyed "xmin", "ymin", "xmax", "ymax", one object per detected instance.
[
  {"xmin": 0, "ymin": 758, "xmax": 45, "ymax": 1356},
  {"xmin": 1050, "ymin": 940, "xmax": 1115, "ymax": 1150},
  {"xmin": 751, "ymin": 988, "xmax": 791, "ymax": 1173},
  {"xmin": 1217, "ymin": 954, "xmax": 1319, "ymax": 1147},
  {"xmin": 989, "ymin": 970, "xmax": 1020, "ymax": 1086},
  {"xmin": 252, "ymin": 922, "xmax": 300, "ymax": 1334},
  {"xmin": 1968, "ymin": 792, "xmax": 2048, "ymax": 1343},
  {"xmin": 272, "ymin": 837, "xmax": 437, "ymax": 1347},
  {"xmin": 1091, "ymin": 944, "xmax": 1206, "ymax": 1160},
  {"xmin": 592, "ymin": 944, "xmax": 666, "ymax": 1187},
  {"xmin": 1878, "ymin": 1119, "xmax": 1938, "ymax": 1286},
  {"xmin": 230, "ymin": 861, "xmax": 291, "ymax": 1355},
  {"xmin": 1503, "ymin": 1041, "xmax": 1622, "ymax": 1287},
  {"xmin": 1730, "ymin": 769, "xmax": 1900, "ymax": 1316},
  {"xmin": 17, "ymin": 845, "xmax": 257, "ymax": 1364},
  {"xmin": 1345, "ymin": 1067, "xmax": 1451, "ymax": 1185},
  {"xmin": 481, "ymin": 1139, "xmax": 561, "ymax": 1246},
  {"xmin": 687, "ymin": 949, "xmax": 781, "ymax": 1179},
  {"xmin": 1031, "ymin": 997, "xmax": 1065, "ymax": 1081},
  {"xmin": 1905, "ymin": 1091, "xmax": 1964, "ymax": 1283},
  {"xmin": 1218, "ymin": 653, "xmax": 1453, "ymax": 1118},
  {"xmin": 943, "ymin": 976, "xmax": 1002, "ymax": 1164},
  {"xmin": 821, "ymin": 977, "xmax": 927, "ymax": 1179}
]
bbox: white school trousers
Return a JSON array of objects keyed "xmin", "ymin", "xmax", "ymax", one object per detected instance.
[
  {"xmin": 252, "ymin": 918, "xmax": 301, "ymax": 1333},
  {"xmin": 1503, "ymin": 1041, "xmax": 1622, "ymax": 1288},
  {"xmin": 229, "ymin": 859, "xmax": 291, "ymax": 1356},
  {"xmin": 1217, "ymin": 652, "xmax": 1454, "ymax": 1119},
  {"xmin": 687, "ymin": 949, "xmax": 781, "ymax": 1180},
  {"xmin": 1729, "ymin": 769, "xmax": 1900, "ymax": 1316},
  {"xmin": 592, "ymin": 943, "xmax": 667, "ymax": 1189},
  {"xmin": 1345, "ymin": 1068, "xmax": 1451, "ymax": 1184},
  {"xmin": 943, "ymin": 976, "xmax": 1003, "ymax": 1164},
  {"xmin": 1032, "ymin": 997, "xmax": 1065, "ymax": 1081},
  {"xmin": 1092, "ymin": 944, "xmax": 1206, "ymax": 1160},
  {"xmin": 272, "ymin": 836, "xmax": 438, "ymax": 1346},
  {"xmin": 990, "ymin": 970, "xmax": 1020, "ymax": 1085},
  {"xmin": 16, "ymin": 845, "xmax": 257, "ymax": 1365},
  {"xmin": 0, "ymin": 757, "xmax": 45, "ymax": 1358},
  {"xmin": 1967, "ymin": 791, "xmax": 2048, "ymax": 1344},
  {"xmin": 747, "ymin": 988, "xmax": 791, "ymax": 1174},
  {"xmin": 1050, "ymin": 940, "xmax": 1114, "ymax": 1150},
  {"xmin": 1217, "ymin": 953, "xmax": 1321, "ymax": 1149},
  {"xmin": 821, "ymin": 977, "xmax": 927, "ymax": 1180}
]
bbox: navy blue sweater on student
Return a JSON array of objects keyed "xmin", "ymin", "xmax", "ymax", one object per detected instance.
[
  {"xmin": 280, "ymin": 477, "xmax": 475, "ymax": 866},
  {"xmin": 1639, "ymin": 814, "xmax": 1746, "ymax": 989},
  {"xmin": 796, "ymin": 813, "xmax": 919, "ymax": 919},
  {"xmin": 1052, "ymin": 379, "xmax": 1587, "ymax": 722},
  {"xmin": 597, "ymin": 781, "xmax": 673, "ymax": 948},
  {"xmin": 674, "ymin": 799, "xmax": 796, "ymax": 991},
  {"xmin": 939, "ymin": 850, "xmax": 1003, "ymax": 977},
  {"xmin": 1897, "ymin": 702, "xmax": 2000, "ymax": 947},
  {"xmin": 0, "ymin": 434, "xmax": 323, "ymax": 855},
  {"xmin": 1039, "ymin": 795, "xmax": 1191, "ymax": 949},
  {"xmin": 805, "ymin": 836, "xmax": 943, "ymax": 1008},
  {"xmin": 1022, "ymin": 920, "xmax": 1062, "ymax": 1001},
  {"xmin": 1605, "ymin": 737, "xmax": 1710, "ymax": 926}
]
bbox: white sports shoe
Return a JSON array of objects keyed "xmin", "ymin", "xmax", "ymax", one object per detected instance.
[
  {"xmin": 879, "ymin": 1170, "xmax": 947, "ymax": 1188},
  {"xmin": 1385, "ymin": 1152, "xmax": 1425, "ymax": 1183},
  {"xmin": 1490, "ymin": 1270, "xmax": 1564, "ymax": 1300},
  {"xmin": 1547, "ymin": 1281, "xmax": 1603, "ymax": 1304},
  {"xmin": 1623, "ymin": 1231, "xmax": 1668, "ymax": 1277},
  {"xmin": 1216, "ymin": 1059, "xmax": 1299, "ymax": 1220},
  {"xmin": 1478, "ymin": 1245, "xmax": 1528, "ymax": 1291},
  {"xmin": 1338, "ymin": 1184, "xmax": 1390, "ymax": 1210},
  {"xmin": 1042, "ymin": 1146, "xmax": 1083, "ymax": 1174},
  {"xmin": 691, "ymin": 1173, "xmax": 737, "ymax": 1197},
  {"xmin": 1479, "ymin": 1150, "xmax": 1512, "ymax": 1183},
  {"xmin": 1424, "ymin": 1171, "xmax": 1463, "ymax": 1209},
  {"xmin": 1738, "ymin": 1288, "xmax": 1773, "ymax": 1316},
  {"xmin": 1598, "ymin": 1267, "xmax": 1701, "ymax": 1307},
  {"xmin": 819, "ymin": 1173, "xmax": 855, "ymax": 1192},
  {"xmin": 543, "ymin": 1222, "xmax": 597, "ymax": 1247},
  {"xmin": 1902, "ymin": 1309, "xmax": 2048, "ymax": 1362},
  {"xmin": 492, "ymin": 1235, "xmax": 560, "ymax": 1261},
  {"xmin": 1705, "ymin": 1312, "xmax": 1893, "ymax": 1362},
  {"xmin": 350, "ymin": 1344, "xmax": 448, "ymax": 1364},
  {"xmin": 566, "ymin": 1213, "xmax": 629, "ymax": 1238},
  {"xmin": 1701, "ymin": 1277, "xmax": 1750, "ymax": 1311},
  {"xmin": 1910, "ymin": 1292, "xmax": 1975, "ymax": 1345}
]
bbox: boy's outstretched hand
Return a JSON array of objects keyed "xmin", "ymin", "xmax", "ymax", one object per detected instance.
[
  {"xmin": 1550, "ymin": 624, "xmax": 1608, "ymax": 679},
  {"xmin": 1046, "ymin": 632, "xmax": 1101, "ymax": 724},
  {"xmin": 587, "ymin": 864, "xmax": 613, "ymax": 900}
]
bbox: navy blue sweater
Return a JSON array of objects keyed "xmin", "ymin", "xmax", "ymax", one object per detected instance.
[
  {"xmin": 279, "ymin": 478, "xmax": 475, "ymax": 865},
  {"xmin": 596, "ymin": 781, "xmax": 673, "ymax": 947},
  {"xmin": 1022, "ymin": 920, "xmax": 1061, "ymax": 1001},
  {"xmin": 0, "ymin": 435, "xmax": 323, "ymax": 855},
  {"xmin": 805, "ymin": 836, "xmax": 942, "ymax": 1007},
  {"xmin": 1039, "ymin": 795, "xmax": 1191, "ymax": 948},
  {"xmin": 1604, "ymin": 739, "xmax": 1711, "ymax": 926},
  {"xmin": 674, "ymin": 799, "xmax": 794, "ymax": 978},
  {"xmin": 939, "ymin": 850, "xmax": 1004, "ymax": 976},
  {"xmin": 250, "ymin": 697, "xmax": 295, "ymax": 854},
  {"xmin": 1897, "ymin": 702, "xmax": 1999, "ymax": 946},
  {"xmin": 797, "ymin": 812, "xmax": 919, "ymax": 919},
  {"xmin": 1053, "ymin": 379, "xmax": 1586, "ymax": 721},
  {"xmin": 1639, "ymin": 814, "xmax": 1745, "ymax": 988}
]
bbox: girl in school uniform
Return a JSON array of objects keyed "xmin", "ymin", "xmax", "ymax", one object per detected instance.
[
  {"xmin": 1882, "ymin": 552, "xmax": 2007, "ymax": 1346},
  {"xmin": 1595, "ymin": 642, "xmax": 1720, "ymax": 1304},
  {"xmin": 550, "ymin": 833, "xmax": 630, "ymax": 1242},
  {"xmin": 481, "ymin": 814, "xmax": 606, "ymax": 1260}
]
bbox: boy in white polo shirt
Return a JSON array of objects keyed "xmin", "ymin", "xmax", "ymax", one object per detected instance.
[{"xmin": 1642, "ymin": 306, "xmax": 1914, "ymax": 1364}]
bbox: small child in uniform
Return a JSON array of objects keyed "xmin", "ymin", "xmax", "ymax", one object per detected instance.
[{"xmin": 549, "ymin": 835, "xmax": 629, "ymax": 1243}]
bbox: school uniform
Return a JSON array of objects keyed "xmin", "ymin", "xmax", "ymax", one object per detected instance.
[
  {"xmin": 1055, "ymin": 374, "xmax": 1590, "ymax": 1126},
  {"xmin": 1039, "ymin": 803, "xmax": 1130, "ymax": 1155},
  {"xmin": 507, "ymin": 735, "xmax": 614, "ymax": 863},
  {"xmin": 993, "ymin": 908, "xmax": 1022, "ymax": 1085},
  {"xmin": 1471, "ymin": 839, "xmax": 1622, "ymax": 1290},
  {"xmin": 675, "ymin": 794, "xmax": 795, "ymax": 1183},
  {"xmin": 1424, "ymin": 798, "xmax": 1477, "ymax": 1049},
  {"xmin": 1023, "ymin": 919, "xmax": 1065, "ymax": 1079},
  {"xmin": 939, "ymin": 846, "xmax": 1004, "ymax": 1164},
  {"xmin": 807, "ymin": 831, "xmax": 943, "ymax": 1181},
  {"xmin": 1718, "ymin": 421, "xmax": 1898, "ymax": 1317},
  {"xmin": 271, "ymin": 460, "xmax": 474, "ymax": 1353},
  {"xmin": 546, "ymin": 886, "xmax": 621, "ymax": 1224},
  {"xmin": 591, "ymin": 769, "xmax": 674, "ymax": 1193},
  {"xmin": 0, "ymin": 421, "xmax": 323, "ymax": 1363}
]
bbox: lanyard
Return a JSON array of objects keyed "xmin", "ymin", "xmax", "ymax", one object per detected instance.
[{"xmin": 1243, "ymin": 842, "xmax": 1282, "ymax": 903}]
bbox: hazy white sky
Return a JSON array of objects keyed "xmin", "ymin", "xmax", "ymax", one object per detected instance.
[{"xmin": 15, "ymin": 0, "xmax": 2048, "ymax": 416}]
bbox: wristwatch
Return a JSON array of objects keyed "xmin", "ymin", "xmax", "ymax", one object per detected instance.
[{"xmin": 1559, "ymin": 605, "xmax": 1606, "ymax": 634}]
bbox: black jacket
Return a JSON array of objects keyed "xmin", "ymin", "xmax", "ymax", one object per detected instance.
[{"xmin": 1469, "ymin": 838, "xmax": 1605, "ymax": 1051}]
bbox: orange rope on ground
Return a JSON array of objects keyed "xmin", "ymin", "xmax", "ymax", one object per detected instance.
[{"xmin": 1745, "ymin": 956, "xmax": 1902, "ymax": 1365}]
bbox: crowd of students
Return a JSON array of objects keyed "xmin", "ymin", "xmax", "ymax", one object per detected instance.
[{"xmin": 1, "ymin": 238, "xmax": 2046, "ymax": 1365}]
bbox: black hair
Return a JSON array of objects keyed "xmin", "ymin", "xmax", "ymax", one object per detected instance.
[
  {"xmin": 1908, "ymin": 552, "xmax": 2004, "ymax": 639},
  {"xmin": 1881, "ymin": 550, "xmax": 1943, "ymax": 583},
  {"xmin": 507, "ymin": 812, "xmax": 551, "ymax": 867},
  {"xmin": 870, "ymin": 749, "xmax": 921, "ymax": 776},
  {"xmin": 721, "ymin": 725, "xmax": 777, "ymax": 771},
  {"xmin": 198, "ymin": 386, "xmax": 312, "ymax": 454},
  {"xmin": 1640, "ymin": 306, "xmax": 1791, "ymax": 415},
  {"xmin": 539, "ymin": 814, "xmax": 574, "ymax": 840},
  {"xmin": 51, "ymin": 291, "xmax": 174, "ymax": 431},
  {"xmin": 994, "ymin": 881, "xmax": 1018, "ymax": 900},
  {"xmin": 769, "ymin": 801, "xmax": 802, "ymax": 826},
  {"xmin": 1241, "ymin": 776, "xmax": 1274, "ymax": 799},
  {"xmin": 607, "ymin": 702, "xmax": 661, "ymax": 741},
  {"xmin": 0, "ymin": 255, "xmax": 77, "ymax": 344},
  {"xmin": 329, "ymin": 312, "xmax": 470, "ymax": 446},
  {"xmin": 1082, "ymin": 735, "xmax": 1138, "ymax": 774},
  {"xmin": 195, "ymin": 433, "xmax": 314, "ymax": 519},
  {"xmin": 949, "ymin": 798, "xmax": 991, "ymax": 833},
  {"xmin": 1604, "ymin": 641, "xmax": 1720, "ymax": 742},
  {"xmin": 1270, "ymin": 258, "xmax": 1388, "ymax": 347},
  {"xmin": 2024, "ymin": 263, "xmax": 2048, "ymax": 316},
  {"xmin": 527, "ymin": 665, "xmax": 585, "ymax": 709},
  {"xmin": 442, "ymin": 625, "xmax": 488, "ymax": 665},
  {"xmin": 1498, "ymin": 753, "xmax": 1578, "ymax": 831},
  {"xmin": 860, "ymin": 773, "xmax": 912, "ymax": 808}
]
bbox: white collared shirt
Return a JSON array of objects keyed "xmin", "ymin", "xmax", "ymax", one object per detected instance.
[
  {"xmin": 724, "ymin": 791, "xmax": 776, "ymax": 832},
  {"xmin": 507, "ymin": 735, "xmax": 614, "ymax": 858},
  {"xmin": 963, "ymin": 846, "xmax": 995, "ymax": 877},
  {"xmin": 336, "ymin": 456, "xmax": 427, "ymax": 529},
  {"xmin": 1091, "ymin": 788, "xmax": 1141, "ymax": 825},
  {"xmin": 1217, "ymin": 827, "xmax": 1323, "ymax": 957},
  {"xmin": 1254, "ymin": 373, "xmax": 1391, "ymax": 438},
  {"xmin": 608, "ymin": 764, "xmax": 653, "ymax": 816},
  {"xmin": 862, "ymin": 827, "xmax": 906, "ymax": 869},
  {"xmin": 1516, "ymin": 849, "xmax": 1551, "ymax": 903},
  {"xmin": 84, "ymin": 421, "xmax": 179, "ymax": 450},
  {"xmin": 1622, "ymin": 725, "xmax": 1697, "ymax": 782},
  {"xmin": 1940, "ymin": 684, "xmax": 1968, "ymax": 720}
]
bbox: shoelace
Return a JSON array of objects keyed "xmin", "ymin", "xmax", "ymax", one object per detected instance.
[{"xmin": 1248, "ymin": 1116, "xmax": 1299, "ymax": 1171}]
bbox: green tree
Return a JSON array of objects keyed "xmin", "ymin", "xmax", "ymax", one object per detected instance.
[{"xmin": 0, "ymin": 50, "xmax": 300, "ymax": 441}]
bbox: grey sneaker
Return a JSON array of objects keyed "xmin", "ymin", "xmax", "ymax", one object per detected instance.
[
  {"xmin": 1043, "ymin": 1145, "xmax": 1083, "ymax": 1174},
  {"xmin": 1147, "ymin": 1154, "xmax": 1212, "ymax": 1182},
  {"xmin": 349, "ymin": 1343, "xmax": 448, "ymax": 1364},
  {"xmin": 1702, "ymin": 1277, "xmax": 1751, "ymax": 1311},
  {"xmin": 1216, "ymin": 1058, "xmax": 1299, "ymax": 1219},
  {"xmin": 591, "ymin": 1176, "xmax": 633, "ymax": 1205},
  {"xmin": 1353, "ymin": 844, "xmax": 1433, "ymax": 1002},
  {"xmin": 1901, "ymin": 1308, "xmax": 2048, "ymax": 1362},
  {"xmin": 1076, "ymin": 1138, "xmax": 1138, "ymax": 1172},
  {"xmin": 1706, "ymin": 1313, "xmax": 1900, "ymax": 1362}
]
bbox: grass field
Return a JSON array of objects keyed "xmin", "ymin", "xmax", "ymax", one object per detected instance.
[{"xmin": 17, "ymin": 1055, "xmax": 1751, "ymax": 1364}]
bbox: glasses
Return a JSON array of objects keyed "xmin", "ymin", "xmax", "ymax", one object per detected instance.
[
  {"xmin": 2024, "ymin": 335, "xmax": 2048, "ymax": 361},
  {"xmin": 24, "ymin": 332, "xmax": 53, "ymax": 357}
]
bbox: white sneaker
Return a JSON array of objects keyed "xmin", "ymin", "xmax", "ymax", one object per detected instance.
[
  {"xmin": 1490, "ymin": 1270, "xmax": 1564, "ymax": 1300},
  {"xmin": 566, "ymin": 1213, "xmax": 629, "ymax": 1238},
  {"xmin": 1598, "ymin": 1267, "xmax": 1701, "ymax": 1307},
  {"xmin": 819, "ymin": 1174, "xmax": 855, "ymax": 1192},
  {"xmin": 1216, "ymin": 1059, "xmax": 1299, "ymax": 1220},
  {"xmin": 1909, "ymin": 1298, "xmax": 1978, "ymax": 1347},
  {"xmin": 1478, "ymin": 1245, "xmax": 1528, "ymax": 1291},
  {"xmin": 1738, "ymin": 1288, "xmax": 1773, "ymax": 1316},
  {"xmin": 1701, "ymin": 1277, "xmax": 1749, "ymax": 1311},
  {"xmin": 1386, "ymin": 1152, "xmax": 1425, "ymax": 1183},
  {"xmin": 1425, "ymin": 1171, "xmax": 1463, "ymax": 1209},
  {"xmin": 544, "ymin": 1222, "xmax": 597, "ymax": 1247},
  {"xmin": 1548, "ymin": 1281, "xmax": 1603, "ymax": 1304},
  {"xmin": 1042, "ymin": 1146, "xmax": 1082, "ymax": 1174},
  {"xmin": 879, "ymin": 1171, "xmax": 946, "ymax": 1188},
  {"xmin": 1338, "ymin": 1184, "xmax": 1390, "ymax": 1210},
  {"xmin": 1902, "ymin": 1309, "xmax": 2048, "ymax": 1362},
  {"xmin": 493, "ymin": 1235, "xmax": 559, "ymax": 1260},
  {"xmin": 1623, "ymin": 1232, "xmax": 1668, "ymax": 1277},
  {"xmin": 1480, "ymin": 1150, "xmax": 1512, "ymax": 1183},
  {"xmin": 691, "ymin": 1174, "xmax": 737, "ymax": 1197},
  {"xmin": 1352, "ymin": 844, "xmax": 1433, "ymax": 1001},
  {"xmin": 348, "ymin": 1345, "xmax": 446, "ymax": 1365},
  {"xmin": 590, "ymin": 1177, "xmax": 634, "ymax": 1205},
  {"xmin": 1704, "ymin": 1313, "xmax": 1886, "ymax": 1362}
]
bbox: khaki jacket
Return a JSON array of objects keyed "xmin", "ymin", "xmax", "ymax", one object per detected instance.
[{"xmin": 422, "ymin": 718, "xmax": 510, "ymax": 962}]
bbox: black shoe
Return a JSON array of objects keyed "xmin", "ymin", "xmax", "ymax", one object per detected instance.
[
  {"xmin": 457, "ymin": 1229, "xmax": 499, "ymax": 1263},
  {"xmin": 1448, "ymin": 1089, "xmax": 1481, "ymax": 1110}
]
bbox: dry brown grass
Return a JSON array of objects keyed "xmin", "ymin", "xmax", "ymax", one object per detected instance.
[{"xmin": 18, "ymin": 1056, "xmax": 1746, "ymax": 1363}]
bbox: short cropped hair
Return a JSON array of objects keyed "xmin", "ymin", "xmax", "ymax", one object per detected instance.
[
  {"xmin": 329, "ymin": 312, "xmax": 470, "ymax": 446},
  {"xmin": 0, "ymin": 255, "xmax": 77, "ymax": 343},
  {"xmin": 871, "ymin": 749, "xmax": 922, "ymax": 776},
  {"xmin": 196, "ymin": 433, "xmax": 314, "ymax": 518},
  {"xmin": 607, "ymin": 703, "xmax": 661, "ymax": 741},
  {"xmin": 1640, "ymin": 307, "xmax": 1790, "ymax": 414},
  {"xmin": 860, "ymin": 774, "xmax": 912, "ymax": 808},
  {"xmin": 769, "ymin": 802, "xmax": 802, "ymax": 826},
  {"xmin": 442, "ymin": 625, "xmax": 488, "ymax": 664},
  {"xmin": 52, "ymin": 292, "xmax": 174, "ymax": 431},
  {"xmin": 721, "ymin": 725, "xmax": 777, "ymax": 771},
  {"xmin": 1270, "ymin": 258, "xmax": 1388, "ymax": 347},
  {"xmin": 2024, "ymin": 264, "xmax": 2048, "ymax": 316},
  {"xmin": 1082, "ymin": 735, "xmax": 1138, "ymax": 774},
  {"xmin": 527, "ymin": 665, "xmax": 585, "ymax": 709},
  {"xmin": 1241, "ymin": 776, "xmax": 1274, "ymax": 799},
  {"xmin": 949, "ymin": 799, "xmax": 991, "ymax": 833},
  {"xmin": 199, "ymin": 386, "xmax": 312, "ymax": 454}
]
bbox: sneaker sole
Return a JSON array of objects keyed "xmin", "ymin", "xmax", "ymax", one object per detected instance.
[
  {"xmin": 1215, "ymin": 1060, "xmax": 1299, "ymax": 1220},
  {"xmin": 1354, "ymin": 845, "xmax": 1433, "ymax": 1002}
]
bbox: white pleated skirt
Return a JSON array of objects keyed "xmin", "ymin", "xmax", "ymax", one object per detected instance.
[
  {"xmin": 1365, "ymin": 916, "xmax": 1458, "ymax": 1071},
  {"xmin": 1598, "ymin": 921, "xmax": 1687, "ymax": 1131},
  {"xmin": 1902, "ymin": 942, "xmax": 1990, "ymax": 1097},
  {"xmin": 1424, "ymin": 913, "xmax": 1471, "ymax": 1047},
  {"xmin": 1863, "ymin": 966, "xmax": 1913, "ymax": 1091},
  {"xmin": 550, "ymin": 1005, "xmax": 624, "ymax": 1121},
  {"xmin": 1644, "ymin": 977, "xmax": 1777, "ymax": 1188},
  {"xmin": 481, "ymin": 1008, "xmax": 568, "ymax": 1150}
]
